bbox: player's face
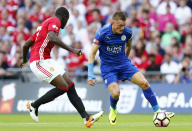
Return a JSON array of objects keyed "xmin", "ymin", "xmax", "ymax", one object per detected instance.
[
  {"xmin": 60, "ymin": 15, "xmax": 69, "ymax": 29},
  {"xmin": 112, "ymin": 19, "xmax": 126, "ymax": 34}
]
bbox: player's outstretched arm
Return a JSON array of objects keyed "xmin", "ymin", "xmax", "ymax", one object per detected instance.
[
  {"xmin": 20, "ymin": 39, "xmax": 34, "ymax": 68},
  {"xmin": 88, "ymin": 44, "xmax": 99, "ymax": 86},
  {"xmin": 125, "ymin": 39, "xmax": 132, "ymax": 57},
  {"xmin": 47, "ymin": 31, "xmax": 82, "ymax": 56}
]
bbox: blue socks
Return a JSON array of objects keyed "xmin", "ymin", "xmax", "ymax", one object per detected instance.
[
  {"xmin": 143, "ymin": 87, "xmax": 159, "ymax": 112},
  {"xmin": 110, "ymin": 95, "xmax": 119, "ymax": 109}
]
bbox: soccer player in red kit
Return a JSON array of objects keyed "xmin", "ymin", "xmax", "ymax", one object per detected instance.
[{"xmin": 20, "ymin": 7, "xmax": 103, "ymax": 128}]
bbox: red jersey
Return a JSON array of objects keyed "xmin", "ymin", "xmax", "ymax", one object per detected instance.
[{"xmin": 29, "ymin": 17, "xmax": 61, "ymax": 63}]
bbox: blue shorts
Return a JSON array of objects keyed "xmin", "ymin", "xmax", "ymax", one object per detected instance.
[{"xmin": 101, "ymin": 61, "xmax": 139, "ymax": 88}]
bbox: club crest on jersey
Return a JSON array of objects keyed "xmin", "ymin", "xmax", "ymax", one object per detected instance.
[
  {"xmin": 50, "ymin": 67, "xmax": 54, "ymax": 72},
  {"xmin": 121, "ymin": 35, "xmax": 126, "ymax": 41}
]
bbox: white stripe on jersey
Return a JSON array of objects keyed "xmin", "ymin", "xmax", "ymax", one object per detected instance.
[{"xmin": 39, "ymin": 35, "xmax": 49, "ymax": 60}]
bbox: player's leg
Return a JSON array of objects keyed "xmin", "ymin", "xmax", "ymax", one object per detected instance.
[
  {"xmin": 28, "ymin": 60, "xmax": 69, "ymax": 122},
  {"xmin": 104, "ymin": 74, "xmax": 119, "ymax": 125},
  {"xmin": 108, "ymin": 82, "xmax": 119, "ymax": 126},
  {"xmin": 62, "ymin": 73, "xmax": 103, "ymax": 127},
  {"xmin": 131, "ymin": 72, "xmax": 160, "ymax": 112},
  {"xmin": 27, "ymin": 74, "xmax": 67, "ymax": 122},
  {"xmin": 108, "ymin": 82, "xmax": 120, "ymax": 110},
  {"xmin": 31, "ymin": 75, "xmax": 67, "ymax": 109},
  {"xmin": 61, "ymin": 73, "xmax": 90, "ymax": 120},
  {"xmin": 131, "ymin": 72, "xmax": 175, "ymax": 118}
]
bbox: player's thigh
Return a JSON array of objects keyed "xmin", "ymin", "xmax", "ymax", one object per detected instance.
[
  {"xmin": 50, "ymin": 74, "xmax": 69, "ymax": 87},
  {"xmin": 118, "ymin": 61, "xmax": 139, "ymax": 81},
  {"xmin": 130, "ymin": 72, "xmax": 150, "ymax": 90},
  {"xmin": 62, "ymin": 72, "xmax": 73, "ymax": 85}
]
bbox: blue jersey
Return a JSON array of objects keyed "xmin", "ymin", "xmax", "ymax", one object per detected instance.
[{"xmin": 94, "ymin": 24, "xmax": 132, "ymax": 71}]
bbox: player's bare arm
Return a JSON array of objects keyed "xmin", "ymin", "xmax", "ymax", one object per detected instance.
[
  {"xmin": 89, "ymin": 44, "xmax": 99, "ymax": 63},
  {"xmin": 125, "ymin": 39, "xmax": 132, "ymax": 57},
  {"xmin": 20, "ymin": 39, "xmax": 34, "ymax": 68},
  {"xmin": 88, "ymin": 44, "xmax": 99, "ymax": 86},
  {"xmin": 47, "ymin": 31, "xmax": 82, "ymax": 56}
]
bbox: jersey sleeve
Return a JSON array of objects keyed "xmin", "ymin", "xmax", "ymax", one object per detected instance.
[
  {"xmin": 48, "ymin": 18, "xmax": 61, "ymax": 33},
  {"xmin": 93, "ymin": 29, "xmax": 103, "ymax": 45},
  {"xmin": 29, "ymin": 32, "xmax": 37, "ymax": 42}
]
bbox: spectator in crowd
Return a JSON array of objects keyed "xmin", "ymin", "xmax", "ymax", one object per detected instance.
[
  {"xmin": 160, "ymin": 52, "xmax": 180, "ymax": 83},
  {"xmin": 146, "ymin": 54, "xmax": 160, "ymax": 71},
  {"xmin": 51, "ymin": 46, "xmax": 66, "ymax": 70},
  {"xmin": 180, "ymin": 23, "xmax": 192, "ymax": 45},
  {"xmin": 157, "ymin": 0, "xmax": 177, "ymax": 15},
  {"xmin": 0, "ymin": 0, "xmax": 191, "ymax": 82},
  {"xmin": 175, "ymin": 0, "xmax": 191, "ymax": 25},
  {"xmin": 161, "ymin": 23, "xmax": 181, "ymax": 49},
  {"xmin": 16, "ymin": 9, "xmax": 32, "ymax": 31},
  {"xmin": 0, "ymin": 26, "xmax": 10, "ymax": 41},
  {"xmin": 61, "ymin": 23, "xmax": 75, "ymax": 46},
  {"xmin": 139, "ymin": 9, "xmax": 155, "ymax": 39},
  {"xmin": 125, "ymin": 0, "xmax": 141, "ymax": 17},
  {"xmin": 133, "ymin": 39, "xmax": 149, "ymax": 71},
  {"xmin": 171, "ymin": 42, "xmax": 182, "ymax": 63},
  {"xmin": 146, "ymin": 34, "xmax": 164, "ymax": 66},
  {"xmin": 0, "ymin": 49, "xmax": 12, "ymax": 77},
  {"xmin": 146, "ymin": 53, "xmax": 161, "ymax": 81},
  {"xmin": 158, "ymin": 4, "xmax": 177, "ymax": 33},
  {"xmin": 20, "ymin": 0, "xmax": 33, "ymax": 13},
  {"xmin": 0, "ymin": 9, "xmax": 15, "ymax": 32},
  {"xmin": 28, "ymin": 3, "xmax": 42, "ymax": 22},
  {"xmin": 90, "ymin": 8, "xmax": 105, "ymax": 28},
  {"xmin": 174, "ymin": 58, "xmax": 192, "ymax": 83},
  {"xmin": 182, "ymin": 34, "xmax": 192, "ymax": 55},
  {"xmin": 179, "ymin": 54, "xmax": 192, "ymax": 76},
  {"xmin": 126, "ymin": 11, "xmax": 141, "ymax": 43},
  {"xmin": 154, "ymin": 33, "xmax": 165, "ymax": 58},
  {"xmin": 67, "ymin": 41, "xmax": 88, "ymax": 74}
]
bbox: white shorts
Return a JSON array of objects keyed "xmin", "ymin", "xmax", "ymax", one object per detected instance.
[{"xmin": 30, "ymin": 59, "xmax": 65, "ymax": 83}]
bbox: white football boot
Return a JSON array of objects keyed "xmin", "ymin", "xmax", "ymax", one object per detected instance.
[
  {"xmin": 27, "ymin": 102, "xmax": 39, "ymax": 122},
  {"xmin": 85, "ymin": 111, "xmax": 104, "ymax": 128}
]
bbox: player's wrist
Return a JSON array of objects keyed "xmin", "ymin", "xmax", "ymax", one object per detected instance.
[{"xmin": 88, "ymin": 63, "xmax": 96, "ymax": 79}]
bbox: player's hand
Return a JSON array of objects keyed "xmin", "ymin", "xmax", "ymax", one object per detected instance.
[
  {"xmin": 19, "ymin": 61, "xmax": 27, "ymax": 68},
  {"xmin": 72, "ymin": 49, "xmax": 82, "ymax": 56},
  {"xmin": 88, "ymin": 79, "xmax": 96, "ymax": 86}
]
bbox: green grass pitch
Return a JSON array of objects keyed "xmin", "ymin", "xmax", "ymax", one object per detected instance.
[{"xmin": 0, "ymin": 114, "xmax": 192, "ymax": 131}]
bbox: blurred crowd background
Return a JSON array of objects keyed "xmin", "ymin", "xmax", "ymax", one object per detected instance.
[{"xmin": 0, "ymin": 0, "xmax": 192, "ymax": 83}]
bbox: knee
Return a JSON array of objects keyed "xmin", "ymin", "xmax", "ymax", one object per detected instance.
[
  {"xmin": 111, "ymin": 86, "xmax": 120, "ymax": 99},
  {"xmin": 57, "ymin": 82, "xmax": 74, "ymax": 92},
  {"xmin": 112, "ymin": 90, "xmax": 120, "ymax": 99},
  {"xmin": 140, "ymin": 80, "xmax": 150, "ymax": 90}
]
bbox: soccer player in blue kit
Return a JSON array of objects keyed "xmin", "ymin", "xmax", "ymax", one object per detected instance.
[{"xmin": 88, "ymin": 11, "xmax": 175, "ymax": 125}]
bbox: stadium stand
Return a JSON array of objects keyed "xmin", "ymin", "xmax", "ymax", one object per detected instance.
[{"xmin": 0, "ymin": 0, "xmax": 191, "ymax": 83}]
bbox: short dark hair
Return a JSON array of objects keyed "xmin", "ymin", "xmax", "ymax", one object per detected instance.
[
  {"xmin": 92, "ymin": 8, "xmax": 100, "ymax": 14},
  {"xmin": 112, "ymin": 11, "xmax": 126, "ymax": 21},
  {"xmin": 142, "ymin": 9, "xmax": 149, "ymax": 14},
  {"xmin": 55, "ymin": 7, "xmax": 69, "ymax": 19}
]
